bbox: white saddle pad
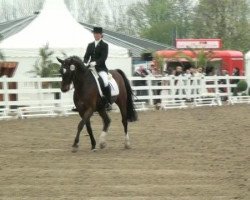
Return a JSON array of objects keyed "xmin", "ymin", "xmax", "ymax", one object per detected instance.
[
  {"xmin": 108, "ymin": 75, "xmax": 119, "ymax": 96},
  {"xmin": 90, "ymin": 67, "xmax": 119, "ymax": 97}
]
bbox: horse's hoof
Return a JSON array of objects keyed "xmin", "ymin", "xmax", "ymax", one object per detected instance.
[
  {"xmin": 124, "ymin": 144, "xmax": 131, "ymax": 149},
  {"xmin": 72, "ymin": 146, "xmax": 78, "ymax": 153},
  {"xmin": 91, "ymin": 148, "xmax": 97, "ymax": 152},
  {"xmin": 99, "ymin": 142, "xmax": 107, "ymax": 149}
]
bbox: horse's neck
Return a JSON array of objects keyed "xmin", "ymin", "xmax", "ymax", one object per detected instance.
[{"xmin": 73, "ymin": 69, "xmax": 89, "ymax": 90}]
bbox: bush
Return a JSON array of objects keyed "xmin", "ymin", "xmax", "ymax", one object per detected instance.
[{"xmin": 237, "ymin": 80, "xmax": 248, "ymax": 92}]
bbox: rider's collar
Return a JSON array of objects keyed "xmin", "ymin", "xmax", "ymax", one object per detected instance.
[{"xmin": 95, "ymin": 39, "xmax": 102, "ymax": 47}]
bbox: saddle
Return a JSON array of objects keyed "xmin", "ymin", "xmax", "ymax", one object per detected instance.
[{"xmin": 89, "ymin": 66, "xmax": 119, "ymax": 97}]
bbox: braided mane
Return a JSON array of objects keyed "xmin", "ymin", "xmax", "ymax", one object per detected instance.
[{"xmin": 67, "ymin": 56, "xmax": 85, "ymax": 68}]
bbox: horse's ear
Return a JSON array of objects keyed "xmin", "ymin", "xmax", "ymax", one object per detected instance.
[{"xmin": 57, "ymin": 57, "xmax": 63, "ymax": 64}]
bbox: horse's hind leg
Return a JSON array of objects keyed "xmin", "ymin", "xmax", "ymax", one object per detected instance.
[
  {"xmin": 98, "ymin": 110, "xmax": 111, "ymax": 149},
  {"xmin": 122, "ymin": 118, "xmax": 130, "ymax": 149},
  {"xmin": 117, "ymin": 102, "xmax": 130, "ymax": 149},
  {"xmin": 72, "ymin": 119, "xmax": 84, "ymax": 152}
]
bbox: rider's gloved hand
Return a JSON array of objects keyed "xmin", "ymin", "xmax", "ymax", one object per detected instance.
[
  {"xmin": 90, "ymin": 61, "xmax": 96, "ymax": 67},
  {"xmin": 83, "ymin": 63, "xmax": 88, "ymax": 67}
]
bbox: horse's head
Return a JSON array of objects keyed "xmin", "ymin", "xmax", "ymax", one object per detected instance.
[{"xmin": 57, "ymin": 56, "xmax": 84, "ymax": 92}]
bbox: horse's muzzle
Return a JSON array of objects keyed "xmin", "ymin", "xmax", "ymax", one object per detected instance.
[{"xmin": 61, "ymin": 84, "xmax": 70, "ymax": 92}]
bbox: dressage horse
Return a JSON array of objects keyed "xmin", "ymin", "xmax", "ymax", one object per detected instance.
[{"xmin": 57, "ymin": 56, "xmax": 138, "ymax": 152}]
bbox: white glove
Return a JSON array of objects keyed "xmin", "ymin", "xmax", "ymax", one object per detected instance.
[
  {"xmin": 83, "ymin": 63, "xmax": 88, "ymax": 67},
  {"xmin": 90, "ymin": 61, "xmax": 96, "ymax": 67}
]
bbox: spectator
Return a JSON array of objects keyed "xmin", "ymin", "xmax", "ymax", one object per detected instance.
[
  {"xmin": 191, "ymin": 67, "xmax": 202, "ymax": 95},
  {"xmin": 149, "ymin": 63, "xmax": 162, "ymax": 105},
  {"xmin": 183, "ymin": 68, "xmax": 192, "ymax": 99},
  {"xmin": 184, "ymin": 69, "xmax": 191, "ymax": 78},
  {"xmin": 133, "ymin": 66, "xmax": 148, "ymax": 99},
  {"xmin": 134, "ymin": 66, "xmax": 148, "ymax": 77},
  {"xmin": 150, "ymin": 63, "xmax": 160, "ymax": 76},
  {"xmin": 206, "ymin": 64, "xmax": 217, "ymax": 76},
  {"xmin": 232, "ymin": 67, "xmax": 240, "ymax": 83},
  {"xmin": 218, "ymin": 69, "xmax": 228, "ymax": 100},
  {"xmin": 189, "ymin": 67, "xmax": 198, "ymax": 77},
  {"xmin": 197, "ymin": 67, "xmax": 204, "ymax": 75},
  {"xmin": 231, "ymin": 67, "xmax": 240, "ymax": 94},
  {"xmin": 175, "ymin": 66, "xmax": 183, "ymax": 76},
  {"xmin": 174, "ymin": 66, "xmax": 185, "ymax": 96}
]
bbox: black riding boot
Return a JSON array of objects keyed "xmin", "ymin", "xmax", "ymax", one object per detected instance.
[{"xmin": 103, "ymin": 86, "xmax": 112, "ymax": 111}]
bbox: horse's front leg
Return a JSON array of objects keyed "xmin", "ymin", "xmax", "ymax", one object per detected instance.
[
  {"xmin": 72, "ymin": 119, "xmax": 85, "ymax": 152},
  {"xmin": 72, "ymin": 108, "xmax": 94, "ymax": 152},
  {"xmin": 86, "ymin": 120, "xmax": 97, "ymax": 151},
  {"xmin": 98, "ymin": 110, "xmax": 111, "ymax": 149}
]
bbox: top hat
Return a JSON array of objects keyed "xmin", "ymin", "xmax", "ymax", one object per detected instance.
[{"xmin": 92, "ymin": 27, "xmax": 103, "ymax": 34}]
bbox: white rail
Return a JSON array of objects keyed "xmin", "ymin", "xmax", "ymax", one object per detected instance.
[
  {"xmin": 0, "ymin": 75, "xmax": 248, "ymax": 119},
  {"xmin": 130, "ymin": 75, "xmax": 246, "ymax": 105}
]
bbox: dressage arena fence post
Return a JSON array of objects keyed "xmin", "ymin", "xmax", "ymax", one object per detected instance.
[{"xmin": 0, "ymin": 75, "xmax": 248, "ymax": 119}]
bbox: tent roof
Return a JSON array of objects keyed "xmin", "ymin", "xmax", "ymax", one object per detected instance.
[
  {"xmin": 79, "ymin": 22, "xmax": 173, "ymax": 57},
  {"xmin": 0, "ymin": 2, "xmax": 173, "ymax": 58},
  {"xmin": 0, "ymin": 0, "xmax": 128, "ymax": 57}
]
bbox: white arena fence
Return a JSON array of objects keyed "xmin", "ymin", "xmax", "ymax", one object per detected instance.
[
  {"xmin": 130, "ymin": 75, "xmax": 247, "ymax": 105},
  {"xmin": 0, "ymin": 75, "xmax": 248, "ymax": 119}
]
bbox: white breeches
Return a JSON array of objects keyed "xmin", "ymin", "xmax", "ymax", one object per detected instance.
[{"xmin": 98, "ymin": 71, "xmax": 109, "ymax": 87}]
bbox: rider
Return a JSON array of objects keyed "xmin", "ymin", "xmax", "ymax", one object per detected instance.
[{"xmin": 83, "ymin": 26, "xmax": 112, "ymax": 109}]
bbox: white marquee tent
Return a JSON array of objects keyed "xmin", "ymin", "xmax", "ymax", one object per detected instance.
[{"xmin": 0, "ymin": 0, "xmax": 131, "ymax": 77}]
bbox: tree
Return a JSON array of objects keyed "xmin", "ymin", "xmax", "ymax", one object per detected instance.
[
  {"xmin": 126, "ymin": 2, "xmax": 151, "ymax": 35},
  {"xmin": 68, "ymin": 0, "xmax": 109, "ymax": 26},
  {"xmin": 175, "ymin": 49, "xmax": 218, "ymax": 75},
  {"xmin": 192, "ymin": 0, "xmax": 250, "ymax": 52},
  {"xmin": 125, "ymin": 0, "xmax": 250, "ymax": 51},
  {"xmin": 0, "ymin": 34, "xmax": 4, "ymax": 60},
  {"xmin": 153, "ymin": 53, "xmax": 165, "ymax": 74},
  {"xmin": 0, "ymin": 0, "xmax": 13, "ymax": 21},
  {"xmin": 126, "ymin": 0, "xmax": 194, "ymax": 45},
  {"xmin": 29, "ymin": 44, "xmax": 59, "ymax": 77},
  {"xmin": 0, "ymin": 0, "xmax": 43, "ymax": 22},
  {"xmin": 0, "ymin": 50, "xmax": 4, "ymax": 60},
  {"xmin": 70, "ymin": 0, "xmax": 140, "ymax": 35}
]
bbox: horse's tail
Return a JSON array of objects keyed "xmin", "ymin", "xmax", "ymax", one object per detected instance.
[{"xmin": 116, "ymin": 69, "xmax": 138, "ymax": 122}]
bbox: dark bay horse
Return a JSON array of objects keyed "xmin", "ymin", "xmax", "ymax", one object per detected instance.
[{"xmin": 57, "ymin": 56, "xmax": 138, "ymax": 152}]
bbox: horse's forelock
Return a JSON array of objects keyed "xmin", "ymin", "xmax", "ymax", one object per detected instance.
[
  {"xmin": 69, "ymin": 56, "xmax": 82, "ymax": 63},
  {"xmin": 67, "ymin": 56, "xmax": 85, "ymax": 68}
]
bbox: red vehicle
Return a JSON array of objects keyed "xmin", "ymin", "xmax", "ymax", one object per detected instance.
[{"xmin": 155, "ymin": 49, "xmax": 244, "ymax": 75}]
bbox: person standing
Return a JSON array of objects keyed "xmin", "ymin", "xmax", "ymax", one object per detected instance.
[
  {"xmin": 83, "ymin": 26, "xmax": 111, "ymax": 109},
  {"xmin": 231, "ymin": 67, "xmax": 240, "ymax": 94}
]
